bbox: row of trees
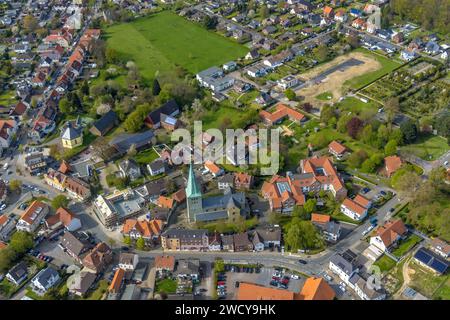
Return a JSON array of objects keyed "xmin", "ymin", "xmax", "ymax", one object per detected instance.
[
  {"xmin": 393, "ymin": 166, "xmax": 450, "ymax": 242},
  {"xmin": 0, "ymin": 232, "xmax": 34, "ymax": 273}
]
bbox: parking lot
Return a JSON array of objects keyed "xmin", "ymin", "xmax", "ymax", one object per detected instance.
[
  {"xmin": 222, "ymin": 266, "xmax": 305, "ymax": 299},
  {"xmin": 36, "ymin": 235, "xmax": 82, "ymax": 268}
]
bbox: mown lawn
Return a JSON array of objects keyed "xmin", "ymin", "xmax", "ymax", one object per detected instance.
[
  {"xmin": 399, "ymin": 134, "xmax": 449, "ymax": 161},
  {"xmin": 316, "ymin": 91, "xmax": 333, "ymax": 101},
  {"xmin": 133, "ymin": 148, "xmax": 160, "ymax": 164},
  {"xmin": 85, "ymin": 280, "xmax": 109, "ymax": 300},
  {"xmin": 336, "ymin": 96, "xmax": 380, "ymax": 115},
  {"xmin": 374, "ymin": 255, "xmax": 397, "ymax": 273},
  {"xmin": 392, "ymin": 234, "xmax": 422, "ymax": 258},
  {"xmin": 155, "ymin": 278, "xmax": 177, "ymax": 294},
  {"xmin": 104, "ymin": 11, "xmax": 248, "ymax": 79},
  {"xmin": 345, "ymin": 48, "xmax": 403, "ymax": 90}
]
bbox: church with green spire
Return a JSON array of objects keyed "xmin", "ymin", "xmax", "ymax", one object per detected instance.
[{"xmin": 185, "ymin": 164, "xmax": 249, "ymax": 223}]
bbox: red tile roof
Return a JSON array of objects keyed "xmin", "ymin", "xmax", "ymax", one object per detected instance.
[
  {"xmin": 154, "ymin": 255, "xmax": 175, "ymax": 271},
  {"xmin": 300, "ymin": 277, "xmax": 336, "ymax": 300},
  {"xmin": 311, "ymin": 213, "xmax": 331, "ymax": 224},
  {"xmin": 237, "ymin": 282, "xmax": 302, "ymax": 300},
  {"xmin": 385, "ymin": 156, "xmax": 402, "ymax": 177},
  {"xmin": 259, "ymin": 104, "xmax": 305, "ymax": 125},
  {"xmin": 375, "ymin": 219, "xmax": 407, "ymax": 248},
  {"xmin": 328, "ymin": 140, "xmax": 347, "ymax": 155}
]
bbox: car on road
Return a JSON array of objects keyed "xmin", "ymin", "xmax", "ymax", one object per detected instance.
[
  {"xmin": 290, "ymin": 274, "xmax": 299, "ymax": 280},
  {"xmin": 380, "ymin": 190, "xmax": 387, "ymax": 196},
  {"xmin": 0, "ymin": 204, "xmax": 6, "ymax": 211},
  {"xmin": 389, "ymin": 207, "xmax": 395, "ymax": 213},
  {"xmin": 339, "ymin": 285, "xmax": 346, "ymax": 292},
  {"xmin": 323, "ymin": 274, "xmax": 332, "ymax": 281},
  {"xmin": 121, "ymin": 246, "xmax": 129, "ymax": 251},
  {"xmin": 298, "ymin": 259, "xmax": 307, "ymax": 265},
  {"xmin": 361, "ymin": 187, "xmax": 370, "ymax": 194}
]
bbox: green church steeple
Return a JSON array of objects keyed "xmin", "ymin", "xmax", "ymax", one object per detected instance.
[{"xmin": 186, "ymin": 164, "xmax": 202, "ymax": 198}]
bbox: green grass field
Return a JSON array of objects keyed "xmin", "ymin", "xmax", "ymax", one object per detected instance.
[
  {"xmin": 409, "ymin": 261, "xmax": 450, "ymax": 300},
  {"xmin": 345, "ymin": 48, "xmax": 403, "ymax": 90},
  {"xmin": 315, "ymin": 91, "xmax": 333, "ymax": 101},
  {"xmin": 374, "ymin": 255, "xmax": 397, "ymax": 273},
  {"xmin": 400, "ymin": 134, "xmax": 449, "ymax": 161},
  {"xmin": 155, "ymin": 278, "xmax": 177, "ymax": 294},
  {"xmin": 104, "ymin": 11, "xmax": 248, "ymax": 79},
  {"xmin": 392, "ymin": 234, "xmax": 422, "ymax": 258}
]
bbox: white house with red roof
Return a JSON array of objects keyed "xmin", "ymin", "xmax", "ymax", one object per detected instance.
[{"xmin": 340, "ymin": 194, "xmax": 371, "ymax": 221}]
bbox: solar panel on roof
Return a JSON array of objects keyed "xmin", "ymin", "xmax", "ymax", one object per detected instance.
[
  {"xmin": 430, "ymin": 260, "xmax": 448, "ymax": 274},
  {"xmin": 414, "ymin": 249, "xmax": 432, "ymax": 264}
]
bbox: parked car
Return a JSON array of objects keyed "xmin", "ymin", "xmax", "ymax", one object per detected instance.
[
  {"xmin": 290, "ymin": 274, "xmax": 299, "ymax": 280},
  {"xmin": 298, "ymin": 259, "xmax": 307, "ymax": 265}
]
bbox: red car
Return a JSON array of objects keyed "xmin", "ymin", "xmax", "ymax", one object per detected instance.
[{"xmin": 217, "ymin": 281, "xmax": 225, "ymax": 286}]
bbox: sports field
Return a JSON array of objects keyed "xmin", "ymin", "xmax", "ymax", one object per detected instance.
[{"xmin": 104, "ymin": 11, "xmax": 248, "ymax": 79}]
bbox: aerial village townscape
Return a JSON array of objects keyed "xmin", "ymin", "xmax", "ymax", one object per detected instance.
[{"xmin": 0, "ymin": 0, "xmax": 448, "ymax": 303}]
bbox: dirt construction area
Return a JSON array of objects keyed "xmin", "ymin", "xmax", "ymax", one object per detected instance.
[{"xmin": 295, "ymin": 52, "xmax": 381, "ymax": 106}]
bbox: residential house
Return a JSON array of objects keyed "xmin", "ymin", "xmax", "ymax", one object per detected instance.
[
  {"xmin": 217, "ymin": 173, "xmax": 234, "ymax": 190},
  {"xmin": 25, "ymin": 153, "xmax": 47, "ymax": 175},
  {"xmin": 160, "ymin": 229, "xmax": 209, "ymax": 251},
  {"xmin": 352, "ymin": 18, "xmax": 366, "ymax": 29},
  {"xmin": 370, "ymin": 219, "xmax": 408, "ymax": 252},
  {"xmin": 328, "ymin": 140, "xmax": 347, "ymax": 160},
  {"xmin": 251, "ymin": 232, "xmax": 265, "ymax": 252},
  {"xmin": 233, "ymin": 233, "xmax": 253, "ymax": 252},
  {"xmin": 118, "ymin": 253, "xmax": 139, "ymax": 271},
  {"xmin": 430, "ymin": 238, "xmax": 450, "ymax": 259},
  {"xmin": 16, "ymin": 201, "xmax": 49, "ymax": 233},
  {"xmin": 147, "ymin": 159, "xmax": 165, "ymax": 176},
  {"xmin": 392, "ymin": 32, "xmax": 404, "ymax": 44},
  {"xmin": 67, "ymin": 271, "xmax": 97, "ymax": 297},
  {"xmin": 223, "ymin": 61, "xmax": 237, "ymax": 72},
  {"xmin": 252, "ymin": 228, "xmax": 282, "ymax": 248},
  {"xmin": 6, "ymin": 262, "xmax": 28, "ymax": 286},
  {"xmin": 154, "ymin": 255, "xmax": 176, "ymax": 272},
  {"xmin": 204, "ymin": 160, "xmax": 224, "ymax": 177},
  {"xmin": 261, "ymin": 175, "xmax": 305, "ymax": 213},
  {"xmin": 234, "ymin": 172, "xmax": 253, "ymax": 190},
  {"xmin": 219, "ymin": 234, "xmax": 233, "ymax": 252},
  {"xmin": 196, "ymin": 67, "xmax": 234, "ymax": 92},
  {"xmin": 334, "ymin": 10, "xmax": 347, "ymax": 23},
  {"xmin": 31, "ymin": 267, "xmax": 60, "ymax": 293},
  {"xmin": 118, "ymin": 159, "xmax": 142, "ymax": 181},
  {"xmin": 121, "ymin": 219, "xmax": 163, "ymax": 243},
  {"xmin": 400, "ymin": 49, "xmax": 417, "ymax": 61},
  {"xmin": 259, "ymin": 104, "xmax": 305, "ymax": 126},
  {"xmin": 0, "ymin": 120, "xmax": 18, "ymax": 152},
  {"xmin": 82, "ymin": 243, "xmax": 113, "ymax": 273},
  {"xmin": 144, "ymin": 99, "xmax": 180, "ymax": 129},
  {"xmin": 0, "ymin": 215, "xmax": 16, "ymax": 242},
  {"xmin": 246, "ymin": 63, "xmax": 268, "ymax": 78},
  {"xmin": 208, "ymin": 232, "xmax": 222, "ymax": 251},
  {"xmin": 45, "ymin": 207, "xmax": 81, "ymax": 232},
  {"xmin": 89, "ymin": 110, "xmax": 119, "ymax": 136},
  {"xmin": 340, "ymin": 195, "xmax": 370, "ymax": 221},
  {"xmin": 413, "ymin": 247, "xmax": 448, "ymax": 275},
  {"xmin": 349, "ymin": 273, "xmax": 386, "ymax": 300},
  {"xmin": 60, "ymin": 231, "xmax": 89, "ymax": 263},
  {"xmin": 384, "ymin": 155, "xmax": 402, "ymax": 177},
  {"xmin": 425, "ymin": 41, "xmax": 440, "ymax": 55},
  {"xmin": 175, "ymin": 259, "xmax": 200, "ymax": 281},
  {"xmin": 311, "ymin": 213, "xmax": 341, "ymax": 242},
  {"xmin": 65, "ymin": 176, "xmax": 91, "ymax": 202},
  {"xmin": 245, "ymin": 49, "xmax": 260, "ymax": 60},
  {"xmin": 158, "ymin": 196, "xmax": 175, "ymax": 210},
  {"xmin": 109, "ymin": 268, "xmax": 125, "ymax": 294},
  {"xmin": 277, "ymin": 75, "xmax": 299, "ymax": 90},
  {"xmin": 329, "ymin": 250, "xmax": 359, "ymax": 283},
  {"xmin": 323, "ymin": 6, "xmax": 334, "ymax": 18}
]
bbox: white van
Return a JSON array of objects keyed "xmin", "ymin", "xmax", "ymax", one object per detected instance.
[{"xmin": 2, "ymin": 163, "xmax": 8, "ymax": 170}]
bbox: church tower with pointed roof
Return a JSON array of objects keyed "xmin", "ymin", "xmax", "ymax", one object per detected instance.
[{"xmin": 186, "ymin": 164, "xmax": 203, "ymax": 222}]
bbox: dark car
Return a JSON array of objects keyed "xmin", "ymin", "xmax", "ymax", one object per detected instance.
[
  {"xmin": 380, "ymin": 190, "xmax": 387, "ymax": 196},
  {"xmin": 270, "ymin": 280, "xmax": 278, "ymax": 287},
  {"xmin": 298, "ymin": 259, "xmax": 308, "ymax": 265},
  {"xmin": 362, "ymin": 187, "xmax": 370, "ymax": 194},
  {"xmin": 389, "ymin": 207, "xmax": 395, "ymax": 213},
  {"xmin": 121, "ymin": 246, "xmax": 130, "ymax": 251}
]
